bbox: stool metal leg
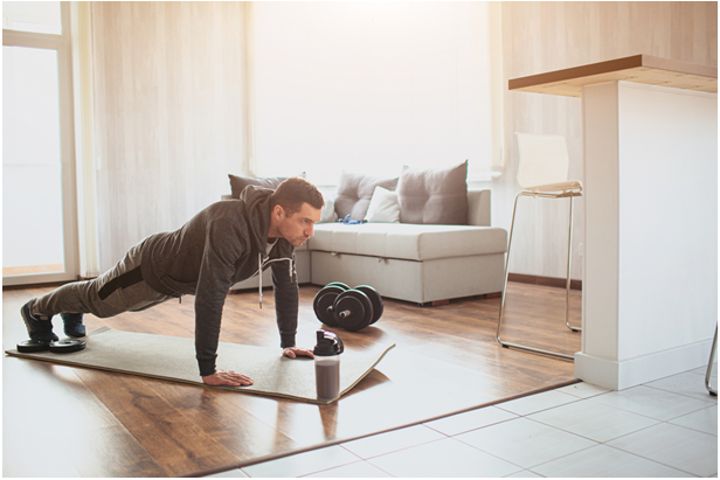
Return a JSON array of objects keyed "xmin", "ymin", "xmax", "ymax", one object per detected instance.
[
  {"xmin": 565, "ymin": 196, "xmax": 581, "ymax": 332},
  {"xmin": 496, "ymin": 192, "xmax": 574, "ymax": 361},
  {"xmin": 706, "ymin": 323, "xmax": 717, "ymax": 396},
  {"xmin": 496, "ymin": 192, "xmax": 521, "ymax": 341}
]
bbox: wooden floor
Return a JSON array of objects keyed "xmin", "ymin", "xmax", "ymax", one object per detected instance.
[{"xmin": 2, "ymin": 282, "xmax": 581, "ymax": 477}]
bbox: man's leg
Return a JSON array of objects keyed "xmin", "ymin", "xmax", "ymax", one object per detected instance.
[{"xmin": 22, "ymin": 239, "xmax": 170, "ymax": 341}]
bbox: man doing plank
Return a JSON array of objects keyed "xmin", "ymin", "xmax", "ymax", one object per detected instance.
[{"xmin": 20, "ymin": 178, "xmax": 323, "ymax": 386}]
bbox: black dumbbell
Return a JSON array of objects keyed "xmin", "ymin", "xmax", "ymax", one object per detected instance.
[
  {"xmin": 16, "ymin": 338, "xmax": 86, "ymax": 353},
  {"xmin": 313, "ymin": 282, "xmax": 383, "ymax": 331},
  {"xmin": 354, "ymin": 285, "xmax": 383, "ymax": 325},
  {"xmin": 333, "ymin": 289, "xmax": 374, "ymax": 332},
  {"xmin": 313, "ymin": 283, "xmax": 348, "ymax": 327},
  {"xmin": 325, "ymin": 281, "xmax": 350, "ymax": 290}
]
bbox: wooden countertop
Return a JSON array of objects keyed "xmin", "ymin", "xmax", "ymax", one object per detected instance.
[{"xmin": 508, "ymin": 54, "xmax": 717, "ymax": 96}]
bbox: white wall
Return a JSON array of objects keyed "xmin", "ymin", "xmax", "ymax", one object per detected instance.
[
  {"xmin": 499, "ymin": 1, "xmax": 717, "ymax": 281},
  {"xmin": 249, "ymin": 2, "xmax": 498, "ymax": 185},
  {"xmin": 82, "ymin": 2, "xmax": 716, "ymax": 277}
]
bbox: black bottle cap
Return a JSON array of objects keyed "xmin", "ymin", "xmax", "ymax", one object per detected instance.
[{"xmin": 313, "ymin": 329, "xmax": 344, "ymax": 356}]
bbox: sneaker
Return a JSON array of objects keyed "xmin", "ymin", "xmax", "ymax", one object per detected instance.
[
  {"xmin": 20, "ymin": 301, "xmax": 58, "ymax": 342},
  {"xmin": 61, "ymin": 313, "xmax": 86, "ymax": 337}
]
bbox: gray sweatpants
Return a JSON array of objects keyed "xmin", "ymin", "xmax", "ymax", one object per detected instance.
[{"xmin": 31, "ymin": 240, "xmax": 172, "ymax": 319}]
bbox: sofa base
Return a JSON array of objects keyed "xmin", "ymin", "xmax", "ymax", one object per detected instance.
[{"xmin": 310, "ymin": 251, "xmax": 505, "ymax": 304}]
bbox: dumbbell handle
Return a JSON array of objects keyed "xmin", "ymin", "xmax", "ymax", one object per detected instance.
[{"xmin": 327, "ymin": 306, "xmax": 352, "ymax": 319}]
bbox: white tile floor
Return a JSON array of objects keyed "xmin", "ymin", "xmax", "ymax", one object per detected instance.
[{"xmin": 209, "ymin": 368, "xmax": 718, "ymax": 478}]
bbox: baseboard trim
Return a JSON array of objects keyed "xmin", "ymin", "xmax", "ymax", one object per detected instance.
[
  {"xmin": 509, "ymin": 273, "xmax": 582, "ymax": 290},
  {"xmin": 574, "ymin": 338, "xmax": 713, "ymax": 390}
]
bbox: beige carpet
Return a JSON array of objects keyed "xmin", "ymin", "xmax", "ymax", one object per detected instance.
[{"xmin": 5, "ymin": 327, "xmax": 395, "ymax": 404}]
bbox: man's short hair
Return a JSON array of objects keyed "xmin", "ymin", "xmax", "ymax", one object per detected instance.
[{"xmin": 270, "ymin": 177, "xmax": 324, "ymax": 214}]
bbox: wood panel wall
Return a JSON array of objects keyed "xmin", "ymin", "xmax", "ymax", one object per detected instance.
[
  {"xmin": 497, "ymin": 1, "xmax": 717, "ymax": 279},
  {"xmin": 87, "ymin": 2, "xmax": 716, "ymax": 276},
  {"xmin": 90, "ymin": 2, "xmax": 247, "ymax": 270}
]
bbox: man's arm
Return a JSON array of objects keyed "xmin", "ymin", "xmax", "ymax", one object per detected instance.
[
  {"xmin": 271, "ymin": 251, "xmax": 299, "ymax": 349},
  {"xmin": 194, "ymin": 221, "xmax": 241, "ymax": 379}
]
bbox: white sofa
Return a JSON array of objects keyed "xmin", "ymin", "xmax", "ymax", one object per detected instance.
[{"xmin": 230, "ymin": 189, "xmax": 507, "ymax": 304}]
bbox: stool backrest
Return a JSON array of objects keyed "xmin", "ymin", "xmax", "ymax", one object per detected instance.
[{"xmin": 515, "ymin": 133, "xmax": 569, "ymax": 188}]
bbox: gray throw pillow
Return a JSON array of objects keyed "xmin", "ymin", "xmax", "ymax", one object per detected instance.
[
  {"xmin": 397, "ymin": 161, "xmax": 468, "ymax": 225},
  {"xmin": 334, "ymin": 172, "xmax": 399, "ymax": 220},
  {"xmin": 228, "ymin": 174, "xmax": 286, "ymax": 198}
]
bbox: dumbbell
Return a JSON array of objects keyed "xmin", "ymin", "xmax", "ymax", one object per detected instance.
[
  {"xmin": 313, "ymin": 282, "xmax": 383, "ymax": 331},
  {"xmin": 16, "ymin": 338, "xmax": 86, "ymax": 353}
]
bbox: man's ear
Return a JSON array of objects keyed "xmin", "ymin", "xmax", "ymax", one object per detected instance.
[{"xmin": 272, "ymin": 204, "xmax": 285, "ymax": 219}]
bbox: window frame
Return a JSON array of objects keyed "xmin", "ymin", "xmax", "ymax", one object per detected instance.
[{"xmin": 3, "ymin": 2, "xmax": 79, "ymax": 286}]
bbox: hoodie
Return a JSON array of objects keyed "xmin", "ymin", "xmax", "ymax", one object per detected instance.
[{"xmin": 139, "ymin": 186, "xmax": 298, "ymax": 376}]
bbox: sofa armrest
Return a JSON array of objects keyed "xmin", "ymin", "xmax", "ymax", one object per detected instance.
[
  {"xmin": 221, "ymin": 194, "xmax": 235, "ymax": 201},
  {"xmin": 467, "ymin": 189, "xmax": 491, "ymax": 226}
]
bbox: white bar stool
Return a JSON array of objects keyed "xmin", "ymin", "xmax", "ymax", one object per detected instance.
[{"xmin": 496, "ymin": 133, "xmax": 582, "ymax": 360}]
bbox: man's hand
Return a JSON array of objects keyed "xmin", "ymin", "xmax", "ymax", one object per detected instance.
[
  {"xmin": 283, "ymin": 346, "xmax": 315, "ymax": 359},
  {"xmin": 202, "ymin": 369, "xmax": 253, "ymax": 387}
]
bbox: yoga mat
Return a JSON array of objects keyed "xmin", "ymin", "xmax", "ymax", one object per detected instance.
[{"xmin": 5, "ymin": 328, "xmax": 395, "ymax": 404}]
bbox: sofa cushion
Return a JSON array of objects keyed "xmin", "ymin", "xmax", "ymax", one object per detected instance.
[
  {"xmin": 334, "ymin": 172, "xmax": 398, "ymax": 221},
  {"xmin": 397, "ymin": 161, "xmax": 468, "ymax": 225},
  {"xmin": 309, "ymin": 223, "xmax": 506, "ymax": 261},
  {"xmin": 364, "ymin": 186, "xmax": 400, "ymax": 223},
  {"xmin": 319, "ymin": 194, "xmax": 337, "ymax": 223},
  {"xmin": 228, "ymin": 174, "xmax": 286, "ymax": 198}
]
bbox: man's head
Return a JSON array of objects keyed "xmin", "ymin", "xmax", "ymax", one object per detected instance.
[{"xmin": 268, "ymin": 177, "xmax": 324, "ymax": 247}]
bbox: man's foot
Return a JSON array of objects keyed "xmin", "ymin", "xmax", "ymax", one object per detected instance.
[
  {"xmin": 20, "ymin": 301, "xmax": 58, "ymax": 342},
  {"xmin": 61, "ymin": 313, "xmax": 86, "ymax": 337}
]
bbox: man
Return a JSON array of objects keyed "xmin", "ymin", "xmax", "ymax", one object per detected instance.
[{"xmin": 20, "ymin": 177, "xmax": 323, "ymax": 387}]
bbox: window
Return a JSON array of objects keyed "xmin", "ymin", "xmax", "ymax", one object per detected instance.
[
  {"xmin": 248, "ymin": 2, "xmax": 502, "ymax": 185},
  {"xmin": 2, "ymin": 2, "xmax": 78, "ymax": 284}
]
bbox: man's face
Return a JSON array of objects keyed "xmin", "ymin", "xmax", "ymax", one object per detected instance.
[{"xmin": 275, "ymin": 202, "xmax": 322, "ymax": 247}]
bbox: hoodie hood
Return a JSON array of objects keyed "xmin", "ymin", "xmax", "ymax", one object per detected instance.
[{"xmin": 239, "ymin": 185, "xmax": 274, "ymax": 252}]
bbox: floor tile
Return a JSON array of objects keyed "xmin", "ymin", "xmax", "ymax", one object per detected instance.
[
  {"xmin": 646, "ymin": 371, "xmax": 720, "ymax": 403},
  {"xmin": 591, "ymin": 385, "xmax": 713, "ymax": 421},
  {"xmin": 528, "ymin": 397, "xmax": 659, "ymax": 442},
  {"xmin": 456, "ymin": 417, "xmax": 597, "ymax": 468},
  {"xmin": 688, "ymin": 365, "xmax": 718, "ymax": 392},
  {"xmin": 607, "ymin": 422, "xmax": 718, "ymax": 477},
  {"xmin": 341, "ymin": 425, "xmax": 444, "ymax": 459},
  {"xmin": 532, "ymin": 444, "xmax": 688, "ymax": 477},
  {"xmin": 242, "ymin": 446, "xmax": 359, "ymax": 478},
  {"xmin": 207, "ymin": 468, "xmax": 249, "ymax": 477},
  {"xmin": 425, "ymin": 406, "xmax": 517, "ymax": 436},
  {"xmin": 689, "ymin": 365, "xmax": 717, "ymax": 377},
  {"xmin": 368, "ymin": 437, "xmax": 522, "ymax": 477},
  {"xmin": 304, "ymin": 460, "xmax": 390, "ymax": 477},
  {"xmin": 496, "ymin": 390, "xmax": 579, "ymax": 416},
  {"xmin": 669, "ymin": 405, "xmax": 718, "ymax": 436},
  {"xmin": 556, "ymin": 381, "xmax": 610, "ymax": 399}
]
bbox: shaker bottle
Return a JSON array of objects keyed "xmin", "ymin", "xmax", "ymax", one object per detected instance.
[{"xmin": 313, "ymin": 329, "xmax": 344, "ymax": 400}]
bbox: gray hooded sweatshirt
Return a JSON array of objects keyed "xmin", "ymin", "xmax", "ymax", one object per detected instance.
[{"xmin": 139, "ymin": 186, "xmax": 298, "ymax": 376}]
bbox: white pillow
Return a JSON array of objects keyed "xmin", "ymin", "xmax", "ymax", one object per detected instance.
[
  {"xmin": 364, "ymin": 186, "xmax": 400, "ymax": 223},
  {"xmin": 319, "ymin": 195, "xmax": 337, "ymax": 223}
]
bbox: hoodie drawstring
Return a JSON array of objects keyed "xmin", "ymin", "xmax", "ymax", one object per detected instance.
[{"xmin": 257, "ymin": 253, "xmax": 295, "ymax": 310}]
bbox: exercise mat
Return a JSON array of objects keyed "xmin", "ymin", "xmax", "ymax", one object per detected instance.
[{"xmin": 5, "ymin": 328, "xmax": 395, "ymax": 404}]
